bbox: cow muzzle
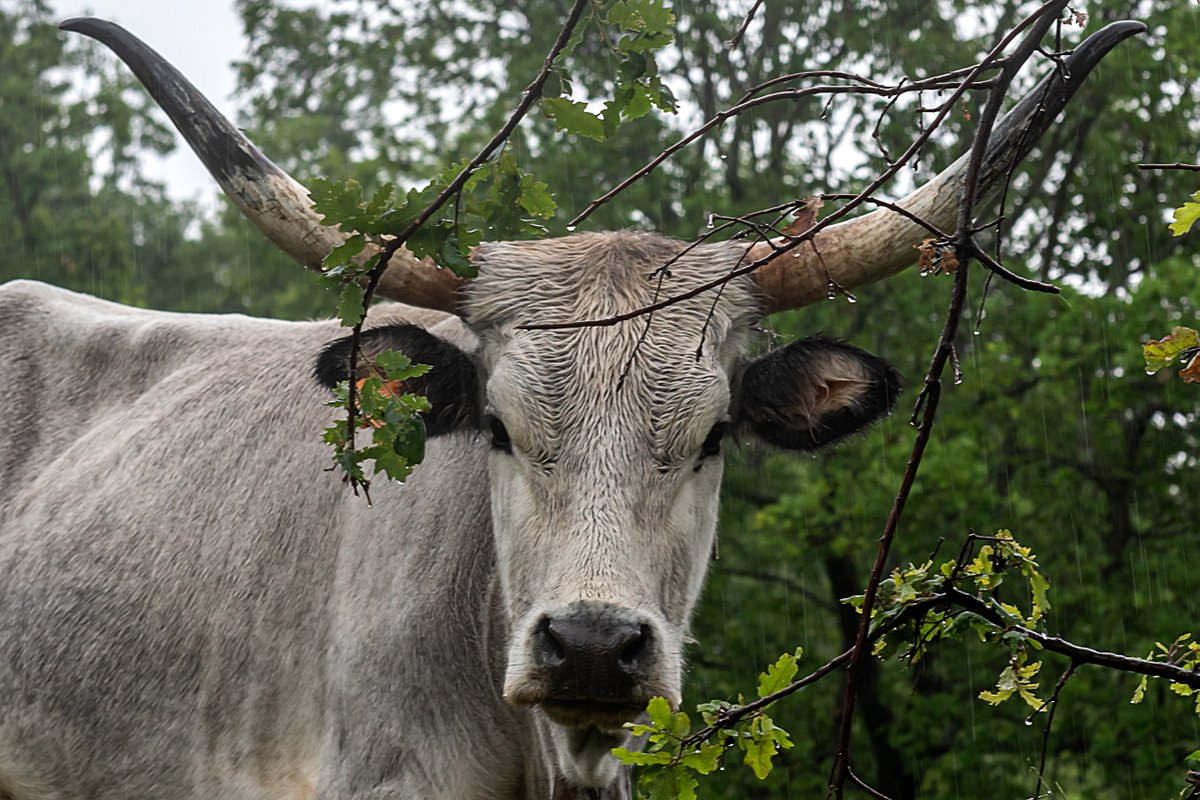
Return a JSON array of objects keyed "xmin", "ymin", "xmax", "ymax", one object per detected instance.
[{"xmin": 503, "ymin": 603, "xmax": 672, "ymax": 731}]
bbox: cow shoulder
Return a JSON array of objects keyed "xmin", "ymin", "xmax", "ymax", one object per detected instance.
[{"xmin": 734, "ymin": 335, "xmax": 901, "ymax": 450}]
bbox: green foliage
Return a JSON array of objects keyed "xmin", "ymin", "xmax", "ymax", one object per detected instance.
[
  {"xmin": 615, "ymin": 653, "xmax": 804, "ymax": 794},
  {"xmin": 756, "ymin": 649, "xmax": 802, "ymax": 697},
  {"xmin": 476, "ymin": 149, "xmax": 557, "ymax": 241},
  {"xmin": 320, "ymin": 352, "xmax": 433, "ymax": 490},
  {"xmin": 0, "ymin": 0, "xmax": 179, "ymax": 301},
  {"xmin": 311, "ymin": 148, "xmax": 560, "ymax": 302},
  {"xmin": 1143, "ymin": 326, "xmax": 1199, "ymax": 374},
  {"xmin": 846, "ymin": 532, "xmax": 1051, "ymax": 665},
  {"xmin": 1131, "ymin": 635, "xmax": 1200, "ymax": 715},
  {"xmin": 840, "ymin": 532, "xmax": 1058, "ymax": 715},
  {"xmin": 540, "ymin": 0, "xmax": 677, "ymax": 142},
  {"xmin": 978, "ymin": 652, "xmax": 1046, "ymax": 712},
  {"xmin": 542, "ymin": 98, "xmax": 613, "ymax": 141},
  {"xmin": 1144, "ymin": 326, "xmax": 1200, "ymax": 382},
  {"xmin": 305, "ymin": 0, "xmax": 682, "ymax": 488},
  {"xmin": 615, "ymin": 659, "xmax": 797, "ymax": 797},
  {"xmin": 737, "ymin": 711, "xmax": 794, "ymax": 780},
  {"xmin": 607, "ymin": 0, "xmax": 674, "ymax": 44}
]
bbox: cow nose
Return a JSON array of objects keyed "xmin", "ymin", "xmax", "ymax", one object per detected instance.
[{"xmin": 534, "ymin": 614, "xmax": 651, "ymax": 700}]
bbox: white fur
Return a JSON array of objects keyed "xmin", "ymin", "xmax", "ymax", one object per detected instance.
[{"xmin": 0, "ymin": 232, "xmax": 763, "ymax": 798}]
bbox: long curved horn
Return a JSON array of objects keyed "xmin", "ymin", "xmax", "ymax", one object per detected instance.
[
  {"xmin": 60, "ymin": 17, "xmax": 464, "ymax": 313},
  {"xmin": 750, "ymin": 21, "xmax": 1145, "ymax": 314}
]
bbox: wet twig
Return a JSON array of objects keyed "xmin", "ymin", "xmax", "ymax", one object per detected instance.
[
  {"xmin": 678, "ymin": 600, "xmax": 941, "ymax": 750},
  {"xmin": 1137, "ymin": 162, "xmax": 1200, "ymax": 172},
  {"xmin": 847, "ymin": 766, "xmax": 897, "ymax": 800},
  {"xmin": 941, "ymin": 588, "xmax": 1200, "ymax": 688},
  {"xmin": 1030, "ymin": 662, "xmax": 1079, "ymax": 799},
  {"xmin": 666, "ymin": 577, "xmax": 1199, "ymax": 755},
  {"xmin": 570, "ymin": 67, "xmax": 1006, "ymax": 230},
  {"xmin": 727, "ymin": 0, "xmax": 764, "ymax": 50},
  {"xmin": 817, "ymin": 193, "xmax": 1060, "ymax": 294}
]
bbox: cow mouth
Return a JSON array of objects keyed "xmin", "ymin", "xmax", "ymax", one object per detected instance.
[{"xmin": 539, "ymin": 699, "xmax": 646, "ymax": 730}]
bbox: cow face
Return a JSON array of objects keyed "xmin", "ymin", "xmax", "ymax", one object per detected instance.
[{"xmin": 315, "ymin": 231, "xmax": 899, "ymax": 788}]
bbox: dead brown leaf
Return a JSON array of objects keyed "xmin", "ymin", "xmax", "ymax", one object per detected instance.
[
  {"xmin": 940, "ymin": 249, "xmax": 960, "ymax": 273},
  {"xmin": 914, "ymin": 238, "xmax": 959, "ymax": 274},
  {"xmin": 780, "ymin": 196, "xmax": 824, "ymax": 238},
  {"xmin": 915, "ymin": 238, "xmax": 936, "ymax": 273}
]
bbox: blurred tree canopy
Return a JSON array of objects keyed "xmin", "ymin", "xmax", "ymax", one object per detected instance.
[
  {"xmin": 2, "ymin": 0, "xmax": 1198, "ymax": 796},
  {"xmin": 0, "ymin": 0, "xmax": 180, "ymax": 303}
]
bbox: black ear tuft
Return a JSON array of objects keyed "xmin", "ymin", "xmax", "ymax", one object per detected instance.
[
  {"xmin": 314, "ymin": 324, "xmax": 479, "ymax": 436},
  {"xmin": 735, "ymin": 335, "xmax": 901, "ymax": 451}
]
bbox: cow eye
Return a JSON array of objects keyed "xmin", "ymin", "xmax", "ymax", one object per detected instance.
[
  {"xmin": 489, "ymin": 416, "xmax": 513, "ymax": 454},
  {"xmin": 699, "ymin": 423, "xmax": 726, "ymax": 459}
]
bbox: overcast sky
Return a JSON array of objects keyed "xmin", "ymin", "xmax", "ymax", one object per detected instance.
[{"xmin": 49, "ymin": 0, "xmax": 244, "ymax": 202}]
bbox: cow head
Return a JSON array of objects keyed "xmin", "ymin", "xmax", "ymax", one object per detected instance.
[
  {"xmin": 64, "ymin": 15, "xmax": 1143, "ymax": 793},
  {"xmin": 310, "ymin": 232, "xmax": 899, "ymax": 786}
]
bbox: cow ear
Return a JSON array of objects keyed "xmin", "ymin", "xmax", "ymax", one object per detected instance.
[
  {"xmin": 313, "ymin": 324, "xmax": 479, "ymax": 436},
  {"xmin": 734, "ymin": 336, "xmax": 901, "ymax": 451}
]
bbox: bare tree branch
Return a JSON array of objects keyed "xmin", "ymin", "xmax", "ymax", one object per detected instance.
[
  {"xmin": 847, "ymin": 766, "xmax": 898, "ymax": 800},
  {"xmin": 1030, "ymin": 662, "xmax": 1079, "ymax": 800},
  {"xmin": 523, "ymin": 0, "xmax": 1080, "ymax": 333},
  {"xmin": 942, "ymin": 587, "xmax": 1200, "ymax": 688},
  {"xmin": 828, "ymin": 3, "xmax": 1070, "ymax": 795},
  {"xmin": 727, "ymin": 0, "xmax": 765, "ymax": 50},
  {"xmin": 1137, "ymin": 162, "xmax": 1200, "ymax": 172},
  {"xmin": 569, "ymin": 71, "xmax": 997, "ymax": 230}
]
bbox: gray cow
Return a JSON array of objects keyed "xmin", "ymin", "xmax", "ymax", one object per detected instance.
[{"xmin": 0, "ymin": 18, "xmax": 1140, "ymax": 800}]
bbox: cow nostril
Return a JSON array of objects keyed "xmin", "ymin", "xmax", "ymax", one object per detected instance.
[
  {"xmin": 535, "ymin": 616, "xmax": 566, "ymax": 667},
  {"xmin": 618, "ymin": 624, "xmax": 650, "ymax": 671}
]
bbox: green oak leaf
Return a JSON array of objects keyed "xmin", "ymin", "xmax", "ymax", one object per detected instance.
[
  {"xmin": 611, "ymin": 748, "xmax": 672, "ymax": 766},
  {"xmin": 646, "ymin": 696, "xmax": 673, "ymax": 729},
  {"xmin": 440, "ymin": 232, "xmax": 478, "ymax": 278},
  {"xmin": 608, "ymin": 0, "xmax": 675, "ymax": 34},
  {"xmin": 373, "ymin": 350, "xmax": 414, "ymax": 373},
  {"xmin": 336, "ymin": 283, "xmax": 366, "ymax": 328},
  {"xmin": 643, "ymin": 767, "xmax": 698, "ymax": 800},
  {"xmin": 1132, "ymin": 674, "xmax": 1148, "ymax": 704},
  {"xmin": 323, "ymin": 233, "xmax": 367, "ymax": 271},
  {"xmin": 679, "ymin": 742, "xmax": 723, "ymax": 775},
  {"xmin": 518, "ymin": 173, "xmax": 556, "ymax": 218},
  {"xmin": 1143, "ymin": 326, "xmax": 1200, "ymax": 375},
  {"xmin": 623, "ymin": 85, "xmax": 653, "ymax": 120},
  {"xmin": 739, "ymin": 714, "xmax": 792, "ymax": 780},
  {"xmin": 366, "ymin": 182, "xmax": 396, "ymax": 217},
  {"xmin": 393, "ymin": 415, "xmax": 427, "ymax": 466},
  {"xmin": 309, "ymin": 177, "xmax": 370, "ymax": 231},
  {"xmin": 542, "ymin": 98, "xmax": 611, "ymax": 141},
  {"xmin": 1169, "ymin": 191, "xmax": 1200, "ymax": 236}
]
